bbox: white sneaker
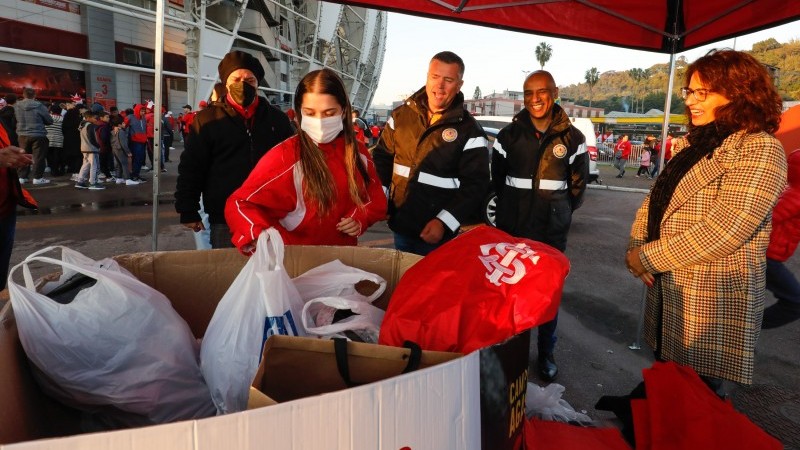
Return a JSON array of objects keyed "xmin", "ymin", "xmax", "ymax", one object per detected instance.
[
  {"xmin": 70, "ymin": 174, "xmax": 80, "ymax": 182},
  {"xmin": 125, "ymin": 178, "xmax": 143, "ymax": 186},
  {"xmin": 18, "ymin": 178, "xmax": 28, "ymax": 184},
  {"xmin": 44, "ymin": 167, "xmax": 51, "ymax": 173},
  {"xmin": 116, "ymin": 178, "xmax": 126, "ymax": 184},
  {"xmin": 142, "ymin": 166, "xmax": 151, "ymax": 172},
  {"xmin": 32, "ymin": 178, "xmax": 51, "ymax": 185}
]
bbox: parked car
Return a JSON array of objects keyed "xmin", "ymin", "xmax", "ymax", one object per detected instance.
[{"xmin": 475, "ymin": 115, "xmax": 600, "ymax": 226}]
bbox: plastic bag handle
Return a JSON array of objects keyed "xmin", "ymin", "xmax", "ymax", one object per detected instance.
[
  {"xmin": 254, "ymin": 228, "xmax": 285, "ymax": 271},
  {"xmin": 333, "ymin": 338, "xmax": 422, "ymax": 388},
  {"xmin": 10, "ymin": 254, "xmax": 105, "ymax": 292}
]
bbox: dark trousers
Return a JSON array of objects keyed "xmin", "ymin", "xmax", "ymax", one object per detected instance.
[
  {"xmin": 99, "ymin": 151, "xmax": 113, "ymax": 177},
  {"xmin": 0, "ymin": 210, "xmax": 16, "ymax": 291},
  {"xmin": 209, "ymin": 223, "xmax": 235, "ymax": 249},
  {"xmin": 393, "ymin": 232, "xmax": 449, "ymax": 256},
  {"xmin": 766, "ymin": 257, "xmax": 800, "ymax": 304},
  {"xmin": 163, "ymin": 134, "xmax": 173, "ymax": 161},
  {"xmin": 17, "ymin": 135, "xmax": 49, "ymax": 179},
  {"xmin": 614, "ymin": 158, "xmax": 628, "ymax": 176},
  {"xmin": 130, "ymin": 141, "xmax": 146, "ymax": 178},
  {"xmin": 47, "ymin": 146, "xmax": 64, "ymax": 176}
]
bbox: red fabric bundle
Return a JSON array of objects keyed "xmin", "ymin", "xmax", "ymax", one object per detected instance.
[
  {"xmin": 379, "ymin": 225, "xmax": 569, "ymax": 353},
  {"xmin": 634, "ymin": 362, "xmax": 782, "ymax": 450},
  {"xmin": 524, "ymin": 418, "xmax": 631, "ymax": 450}
]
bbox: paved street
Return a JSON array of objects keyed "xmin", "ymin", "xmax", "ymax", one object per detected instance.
[{"xmin": 1, "ymin": 148, "xmax": 798, "ymax": 447}]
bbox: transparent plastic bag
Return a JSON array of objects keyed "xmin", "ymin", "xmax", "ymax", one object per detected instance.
[
  {"xmin": 526, "ymin": 382, "xmax": 592, "ymax": 424},
  {"xmin": 7, "ymin": 246, "xmax": 215, "ymax": 427},
  {"xmin": 200, "ymin": 228, "xmax": 305, "ymax": 414}
]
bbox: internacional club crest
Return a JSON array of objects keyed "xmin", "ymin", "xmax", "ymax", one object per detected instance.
[
  {"xmin": 479, "ymin": 242, "xmax": 541, "ymax": 286},
  {"xmin": 552, "ymin": 144, "xmax": 567, "ymax": 159},
  {"xmin": 442, "ymin": 128, "xmax": 458, "ymax": 142}
]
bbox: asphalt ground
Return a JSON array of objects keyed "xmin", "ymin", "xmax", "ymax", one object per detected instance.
[{"xmin": 1, "ymin": 147, "xmax": 798, "ymax": 447}]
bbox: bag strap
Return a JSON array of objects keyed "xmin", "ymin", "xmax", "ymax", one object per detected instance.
[
  {"xmin": 11, "ymin": 254, "xmax": 104, "ymax": 291},
  {"xmin": 401, "ymin": 340, "xmax": 422, "ymax": 374},
  {"xmin": 333, "ymin": 338, "xmax": 423, "ymax": 388}
]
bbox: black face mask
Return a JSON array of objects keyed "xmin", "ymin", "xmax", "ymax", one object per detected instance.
[{"xmin": 228, "ymin": 82, "xmax": 257, "ymax": 107}]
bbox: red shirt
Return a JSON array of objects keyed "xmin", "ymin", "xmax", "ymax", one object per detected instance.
[{"xmin": 616, "ymin": 140, "xmax": 632, "ymax": 159}]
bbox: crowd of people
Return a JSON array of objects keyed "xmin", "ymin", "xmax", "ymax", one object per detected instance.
[
  {"xmin": 2, "ymin": 48, "xmax": 798, "ymax": 396},
  {"xmin": 0, "ymin": 90, "xmax": 190, "ymax": 191}
]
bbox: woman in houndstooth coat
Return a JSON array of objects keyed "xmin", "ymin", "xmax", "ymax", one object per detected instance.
[{"xmin": 625, "ymin": 50, "xmax": 787, "ymax": 386}]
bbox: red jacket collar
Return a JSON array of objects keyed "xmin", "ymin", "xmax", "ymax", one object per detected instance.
[{"xmin": 226, "ymin": 94, "xmax": 259, "ymax": 119}]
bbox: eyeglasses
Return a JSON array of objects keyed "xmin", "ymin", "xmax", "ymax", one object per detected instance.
[{"xmin": 680, "ymin": 87, "xmax": 712, "ymax": 102}]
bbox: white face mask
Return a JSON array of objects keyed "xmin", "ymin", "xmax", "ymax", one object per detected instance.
[{"xmin": 301, "ymin": 115, "xmax": 343, "ymax": 144}]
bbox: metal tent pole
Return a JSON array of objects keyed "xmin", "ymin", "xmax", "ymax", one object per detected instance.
[{"xmin": 151, "ymin": 0, "xmax": 166, "ymax": 251}]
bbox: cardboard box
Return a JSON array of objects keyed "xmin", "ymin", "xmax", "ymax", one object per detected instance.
[{"xmin": 0, "ymin": 246, "xmax": 528, "ymax": 449}]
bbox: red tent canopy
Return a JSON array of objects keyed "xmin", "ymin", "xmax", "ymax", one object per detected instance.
[{"xmin": 330, "ymin": 0, "xmax": 800, "ymax": 53}]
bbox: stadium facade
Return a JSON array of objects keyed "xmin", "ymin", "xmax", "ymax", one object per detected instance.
[{"xmin": 0, "ymin": 0, "xmax": 387, "ymax": 114}]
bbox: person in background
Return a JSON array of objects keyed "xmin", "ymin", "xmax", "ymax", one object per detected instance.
[
  {"xmin": 14, "ymin": 88, "xmax": 53, "ymax": 185},
  {"xmin": 762, "ymin": 149, "xmax": 800, "ymax": 328},
  {"xmin": 44, "ymin": 104, "xmax": 64, "ymax": 176},
  {"xmin": 225, "ymin": 68, "xmax": 386, "ymax": 251},
  {"xmin": 626, "ymin": 49, "xmax": 787, "ymax": 392},
  {"xmin": 491, "ymin": 70, "xmax": 589, "ymax": 382},
  {"xmin": 0, "ymin": 123, "xmax": 37, "ymax": 293},
  {"xmin": 162, "ymin": 111, "xmax": 174, "ymax": 163},
  {"xmin": 109, "ymin": 106, "xmax": 120, "ymax": 123},
  {"xmin": 109, "ymin": 116, "xmax": 141, "ymax": 186},
  {"xmin": 613, "ymin": 134, "xmax": 631, "ymax": 178},
  {"xmin": 351, "ymin": 110, "xmax": 368, "ymax": 146},
  {"xmin": 0, "ymin": 94, "xmax": 18, "ymax": 146},
  {"xmin": 94, "ymin": 111, "xmax": 114, "ymax": 181},
  {"xmin": 179, "ymin": 104, "xmax": 194, "ymax": 142},
  {"xmin": 370, "ymin": 123, "xmax": 381, "ymax": 146},
  {"xmin": 636, "ymin": 136, "xmax": 654, "ymax": 178},
  {"xmin": 372, "ymin": 51, "xmax": 489, "ymax": 255},
  {"xmin": 74, "ymin": 111, "xmax": 105, "ymax": 190},
  {"xmin": 127, "ymin": 105, "xmax": 148, "ymax": 182},
  {"xmin": 62, "ymin": 97, "xmax": 83, "ymax": 180},
  {"xmin": 175, "ymin": 50, "xmax": 294, "ymax": 248}
]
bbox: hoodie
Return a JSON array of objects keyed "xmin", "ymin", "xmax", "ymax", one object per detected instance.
[{"xmin": 14, "ymin": 98, "xmax": 53, "ymax": 137}]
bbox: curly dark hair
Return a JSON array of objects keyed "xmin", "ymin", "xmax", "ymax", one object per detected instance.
[{"xmin": 685, "ymin": 49, "xmax": 782, "ymax": 134}]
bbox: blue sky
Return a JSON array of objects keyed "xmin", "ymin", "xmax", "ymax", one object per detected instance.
[{"xmin": 372, "ymin": 13, "xmax": 800, "ymax": 106}]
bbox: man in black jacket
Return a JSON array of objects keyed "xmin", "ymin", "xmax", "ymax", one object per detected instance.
[
  {"xmin": 372, "ymin": 51, "xmax": 489, "ymax": 255},
  {"xmin": 492, "ymin": 70, "xmax": 589, "ymax": 382},
  {"xmin": 175, "ymin": 50, "xmax": 294, "ymax": 248}
]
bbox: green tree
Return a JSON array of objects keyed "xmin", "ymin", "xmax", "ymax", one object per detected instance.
[
  {"xmin": 585, "ymin": 67, "xmax": 600, "ymax": 107},
  {"xmin": 627, "ymin": 68, "xmax": 651, "ymax": 113},
  {"xmin": 535, "ymin": 42, "xmax": 553, "ymax": 70},
  {"xmin": 473, "ymin": 86, "xmax": 482, "ymax": 100},
  {"xmin": 752, "ymin": 38, "xmax": 781, "ymax": 53}
]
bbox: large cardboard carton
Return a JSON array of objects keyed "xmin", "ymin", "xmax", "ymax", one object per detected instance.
[{"xmin": 0, "ymin": 246, "xmax": 528, "ymax": 449}]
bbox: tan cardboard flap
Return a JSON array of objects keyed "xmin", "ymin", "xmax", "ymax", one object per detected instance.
[
  {"xmin": 252, "ymin": 335, "xmax": 461, "ymax": 403},
  {"xmin": 0, "ymin": 304, "xmax": 82, "ymax": 444},
  {"xmin": 246, "ymin": 387, "xmax": 278, "ymax": 409}
]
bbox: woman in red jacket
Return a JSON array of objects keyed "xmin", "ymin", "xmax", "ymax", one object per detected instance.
[
  {"xmin": 225, "ymin": 69, "xmax": 387, "ymax": 253},
  {"xmin": 763, "ymin": 149, "xmax": 800, "ymax": 328},
  {"xmin": 614, "ymin": 134, "xmax": 632, "ymax": 178}
]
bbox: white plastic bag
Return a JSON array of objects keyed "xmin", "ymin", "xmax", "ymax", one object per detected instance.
[
  {"xmin": 525, "ymin": 382, "xmax": 592, "ymax": 424},
  {"xmin": 7, "ymin": 246, "xmax": 216, "ymax": 428},
  {"xmin": 200, "ymin": 228, "xmax": 305, "ymax": 415},
  {"xmin": 292, "ymin": 259, "xmax": 386, "ymax": 302},
  {"xmin": 293, "ymin": 259, "xmax": 386, "ymax": 342},
  {"xmin": 301, "ymin": 296, "xmax": 385, "ymax": 343}
]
